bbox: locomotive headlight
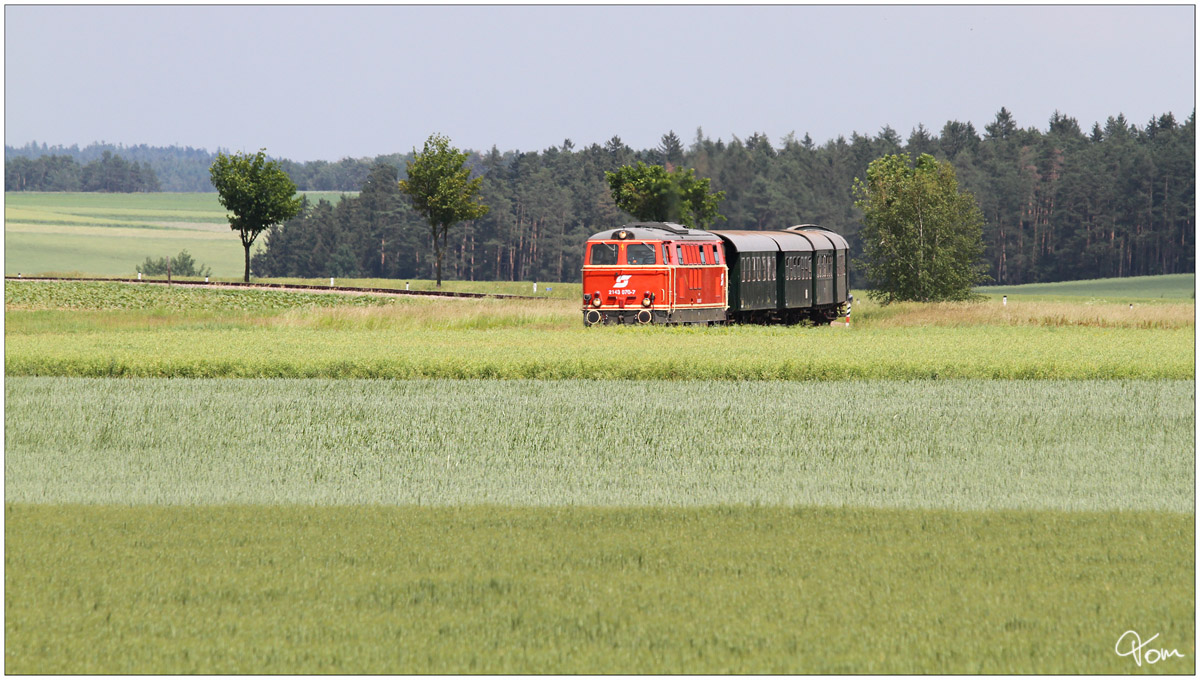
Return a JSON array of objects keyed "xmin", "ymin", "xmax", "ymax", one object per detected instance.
[
  {"xmin": 592, "ymin": 293, "xmax": 602, "ymax": 308},
  {"xmin": 641, "ymin": 295, "xmax": 651, "ymax": 307}
]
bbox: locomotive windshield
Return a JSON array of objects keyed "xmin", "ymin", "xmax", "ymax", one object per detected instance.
[
  {"xmin": 626, "ymin": 243, "xmax": 657, "ymax": 265},
  {"xmin": 590, "ymin": 243, "xmax": 619, "ymax": 265}
]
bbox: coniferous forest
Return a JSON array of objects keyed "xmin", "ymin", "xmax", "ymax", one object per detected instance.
[{"xmin": 7, "ymin": 107, "xmax": 1194, "ymax": 285}]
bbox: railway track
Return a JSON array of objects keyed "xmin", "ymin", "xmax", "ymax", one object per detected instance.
[{"xmin": 4, "ymin": 275, "xmax": 544, "ymax": 301}]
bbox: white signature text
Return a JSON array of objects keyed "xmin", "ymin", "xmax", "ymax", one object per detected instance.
[{"xmin": 1115, "ymin": 630, "xmax": 1185, "ymax": 666}]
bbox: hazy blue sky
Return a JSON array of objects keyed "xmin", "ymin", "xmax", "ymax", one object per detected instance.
[{"xmin": 5, "ymin": 5, "xmax": 1195, "ymax": 161}]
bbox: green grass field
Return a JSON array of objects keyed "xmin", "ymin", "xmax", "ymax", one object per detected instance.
[
  {"xmin": 6, "ymin": 504, "xmax": 1192, "ymax": 674},
  {"xmin": 5, "ymin": 282, "xmax": 1195, "ymax": 381},
  {"xmin": 978, "ymin": 272, "xmax": 1195, "ymax": 301},
  {"xmin": 4, "ymin": 265, "xmax": 1195, "ymax": 672},
  {"xmin": 4, "ymin": 191, "xmax": 351, "ymax": 277}
]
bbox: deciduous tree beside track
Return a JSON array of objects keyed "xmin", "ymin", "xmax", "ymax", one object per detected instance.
[{"xmin": 210, "ymin": 149, "xmax": 303, "ymax": 282}]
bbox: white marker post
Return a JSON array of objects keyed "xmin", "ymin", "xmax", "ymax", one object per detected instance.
[
  {"xmin": 1003, "ymin": 295, "xmax": 1007, "ymax": 306},
  {"xmin": 330, "ymin": 277, "xmax": 335, "ymax": 287}
]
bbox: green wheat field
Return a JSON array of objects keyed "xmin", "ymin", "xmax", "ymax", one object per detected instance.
[{"xmin": 3, "ymin": 217, "xmax": 1196, "ymax": 673}]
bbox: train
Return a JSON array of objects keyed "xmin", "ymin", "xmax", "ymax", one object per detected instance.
[{"xmin": 581, "ymin": 222, "xmax": 851, "ymax": 326}]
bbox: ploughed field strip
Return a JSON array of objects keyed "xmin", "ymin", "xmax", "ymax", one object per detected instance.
[
  {"xmin": 5, "ymin": 377, "xmax": 1193, "ymax": 512},
  {"xmin": 5, "ymin": 276, "xmax": 538, "ymax": 300}
]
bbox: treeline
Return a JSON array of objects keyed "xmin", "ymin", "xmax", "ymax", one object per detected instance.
[
  {"xmin": 941, "ymin": 109, "xmax": 1194, "ymax": 282},
  {"xmin": 5, "ymin": 142, "xmax": 405, "ymax": 193},
  {"xmin": 254, "ymin": 108, "xmax": 1195, "ymax": 285},
  {"xmin": 8, "ymin": 107, "xmax": 1196, "ymax": 284},
  {"xmin": 5, "ymin": 150, "xmax": 160, "ymax": 192},
  {"xmin": 274, "ymin": 154, "xmax": 412, "ymax": 192},
  {"xmin": 7, "ymin": 142, "xmax": 210, "ymax": 192}
]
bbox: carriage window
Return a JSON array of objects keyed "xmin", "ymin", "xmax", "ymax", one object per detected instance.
[
  {"xmin": 626, "ymin": 243, "xmax": 657, "ymax": 265},
  {"xmin": 590, "ymin": 243, "xmax": 619, "ymax": 265}
]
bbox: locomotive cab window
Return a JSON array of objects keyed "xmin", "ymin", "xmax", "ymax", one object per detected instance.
[
  {"xmin": 662, "ymin": 244, "xmax": 670, "ymax": 264},
  {"xmin": 590, "ymin": 243, "xmax": 619, "ymax": 266},
  {"xmin": 626, "ymin": 243, "xmax": 657, "ymax": 265},
  {"xmin": 712, "ymin": 247, "xmax": 721, "ymax": 264},
  {"xmin": 676, "ymin": 244, "xmax": 685, "ymax": 265},
  {"xmin": 699, "ymin": 247, "xmax": 707, "ymax": 265}
]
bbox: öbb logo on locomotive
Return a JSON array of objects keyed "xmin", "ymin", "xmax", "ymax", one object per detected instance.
[
  {"xmin": 581, "ymin": 221, "xmax": 850, "ymax": 326},
  {"xmin": 610, "ymin": 274, "xmax": 633, "ymax": 294}
]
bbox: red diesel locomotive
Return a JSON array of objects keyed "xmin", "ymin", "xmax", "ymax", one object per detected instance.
[{"xmin": 581, "ymin": 222, "xmax": 850, "ymax": 326}]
